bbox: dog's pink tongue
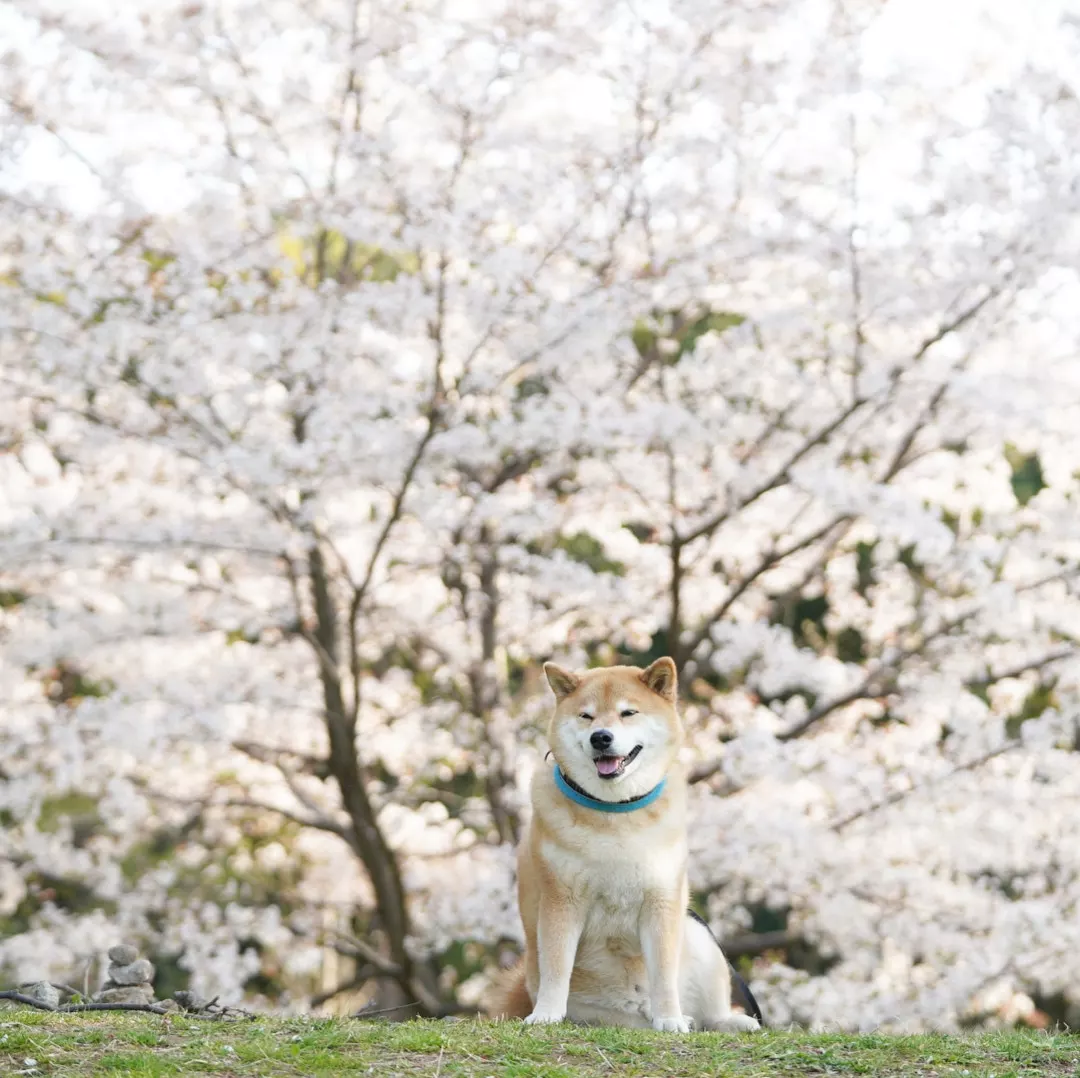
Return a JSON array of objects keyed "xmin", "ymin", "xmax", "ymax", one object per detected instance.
[{"xmin": 596, "ymin": 756, "xmax": 623, "ymax": 776}]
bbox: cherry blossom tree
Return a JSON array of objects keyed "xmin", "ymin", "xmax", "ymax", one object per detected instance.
[{"xmin": 2, "ymin": 0, "xmax": 1080, "ymax": 1029}]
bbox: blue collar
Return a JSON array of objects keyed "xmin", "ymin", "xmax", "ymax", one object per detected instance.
[{"xmin": 553, "ymin": 765, "xmax": 667, "ymax": 814}]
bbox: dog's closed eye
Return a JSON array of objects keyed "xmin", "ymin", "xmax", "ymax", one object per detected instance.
[
  {"xmin": 620, "ymin": 708, "xmax": 638, "ymax": 717},
  {"xmin": 579, "ymin": 711, "xmax": 594, "ymax": 720}
]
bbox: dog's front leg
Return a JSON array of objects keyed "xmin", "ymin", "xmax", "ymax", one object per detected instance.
[
  {"xmin": 640, "ymin": 894, "xmax": 688, "ymax": 1032},
  {"xmin": 524, "ymin": 895, "xmax": 583, "ymax": 1025}
]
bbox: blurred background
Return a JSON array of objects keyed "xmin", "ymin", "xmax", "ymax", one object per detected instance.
[{"xmin": 2, "ymin": 0, "xmax": 1080, "ymax": 1032}]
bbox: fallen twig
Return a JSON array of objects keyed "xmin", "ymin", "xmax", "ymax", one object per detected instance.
[
  {"xmin": 0, "ymin": 992, "xmax": 55, "ymax": 1012},
  {"xmin": 65, "ymin": 1003, "xmax": 169, "ymax": 1015},
  {"xmin": 0, "ymin": 988, "xmax": 256, "ymax": 1021}
]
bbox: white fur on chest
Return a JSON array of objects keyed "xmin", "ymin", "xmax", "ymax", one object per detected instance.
[{"xmin": 540, "ymin": 820, "xmax": 687, "ymax": 936}]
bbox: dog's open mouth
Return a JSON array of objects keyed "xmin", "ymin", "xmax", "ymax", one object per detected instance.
[{"xmin": 593, "ymin": 744, "xmax": 642, "ymax": 779}]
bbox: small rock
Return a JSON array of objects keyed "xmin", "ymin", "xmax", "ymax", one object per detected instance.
[
  {"xmin": 107, "ymin": 958, "xmax": 154, "ymax": 986},
  {"xmin": 157, "ymin": 999, "xmax": 180, "ymax": 1013},
  {"xmin": 173, "ymin": 990, "xmax": 209, "ymax": 1012},
  {"xmin": 107, "ymin": 944, "xmax": 139, "ymax": 966},
  {"xmin": 95, "ymin": 985, "xmax": 155, "ymax": 1005},
  {"xmin": 25, "ymin": 982, "xmax": 59, "ymax": 1009}
]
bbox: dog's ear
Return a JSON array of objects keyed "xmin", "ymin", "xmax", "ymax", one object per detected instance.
[
  {"xmin": 543, "ymin": 662, "xmax": 580, "ymax": 700},
  {"xmin": 640, "ymin": 657, "xmax": 677, "ymax": 702}
]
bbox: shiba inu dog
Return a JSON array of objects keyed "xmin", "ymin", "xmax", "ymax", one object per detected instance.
[{"xmin": 492, "ymin": 657, "xmax": 762, "ymax": 1033}]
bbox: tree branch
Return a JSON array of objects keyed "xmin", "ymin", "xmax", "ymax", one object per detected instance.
[
  {"xmin": 909, "ymin": 283, "xmax": 1004, "ymax": 365},
  {"xmin": 311, "ymin": 965, "xmax": 377, "ymax": 1008},
  {"xmin": 330, "ymin": 934, "xmax": 445, "ymax": 1016},
  {"xmin": 879, "ymin": 381, "xmax": 950, "ymax": 483},
  {"xmin": 345, "ymin": 275, "xmax": 447, "ymax": 725},
  {"xmin": 965, "ymin": 648, "xmax": 1074, "ymax": 691},
  {"xmin": 330, "ymin": 933, "xmax": 403, "ymax": 978},
  {"xmin": 679, "ymin": 515, "xmax": 849, "ymax": 666},
  {"xmin": 719, "ymin": 931, "xmax": 799, "ymax": 959},
  {"xmin": 830, "ymin": 743, "xmax": 1019, "ymax": 832},
  {"xmin": 777, "ymin": 605, "xmax": 1077, "ymax": 742},
  {"xmin": 688, "ymin": 758, "xmax": 727, "ymax": 785},
  {"xmin": 776, "ymin": 678, "xmax": 889, "ymax": 742},
  {"xmin": 281, "ymin": 555, "xmax": 349, "ymax": 717},
  {"xmin": 150, "ymin": 790, "xmax": 353, "ymax": 845},
  {"xmin": 325, "ymin": 0, "xmax": 365, "ymax": 197},
  {"xmin": 676, "ymin": 283, "xmax": 1007, "ymax": 554},
  {"xmin": 12, "ymin": 534, "xmax": 283, "ymax": 560},
  {"xmin": 846, "ymin": 104, "xmax": 865, "ymax": 400},
  {"xmin": 0, "ymin": 990, "xmax": 250, "ymax": 1020},
  {"xmin": 0, "ymin": 991, "xmax": 54, "ymax": 1012},
  {"xmin": 469, "ymin": 533, "xmax": 519, "ymax": 845},
  {"xmin": 679, "ymin": 397, "xmax": 867, "ymax": 547},
  {"xmin": 233, "ymin": 739, "xmax": 331, "ymax": 781}
]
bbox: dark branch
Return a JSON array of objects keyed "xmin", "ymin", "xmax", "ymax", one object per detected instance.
[
  {"xmin": 345, "ymin": 281, "xmax": 447, "ymax": 724},
  {"xmin": 779, "ymin": 622, "xmax": 1076, "ymax": 743},
  {"xmin": 150, "ymin": 789, "xmax": 353, "ymax": 844},
  {"xmin": 680, "ymin": 515, "xmax": 849, "ymax": 664},
  {"xmin": 830, "ymin": 743, "xmax": 1019, "ymax": 832},
  {"xmin": 311, "ymin": 966, "xmax": 377, "ymax": 1008},
  {"xmin": 909, "ymin": 284, "xmax": 1004, "ymax": 364},
  {"xmin": 0, "ymin": 991, "xmax": 54, "ymax": 1012},
  {"xmin": 676, "ymin": 284, "xmax": 1006, "ymax": 553},
  {"xmin": 776, "ymin": 678, "xmax": 889, "ymax": 742},
  {"xmin": 879, "ymin": 381, "xmax": 950, "ymax": 483},
  {"xmin": 24, "ymin": 534, "xmax": 283, "ymax": 560},
  {"xmin": 965, "ymin": 648, "xmax": 1074, "ymax": 691},
  {"xmin": 719, "ymin": 931, "xmax": 799, "ymax": 959},
  {"xmin": 233, "ymin": 739, "xmax": 331, "ymax": 780},
  {"xmin": 0, "ymin": 990, "xmax": 250, "ymax": 1020},
  {"xmin": 688, "ymin": 759, "xmax": 726, "ymax": 785},
  {"xmin": 679, "ymin": 398, "xmax": 866, "ymax": 547}
]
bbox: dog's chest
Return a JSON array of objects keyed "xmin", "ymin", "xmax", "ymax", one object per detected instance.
[{"xmin": 542, "ymin": 822, "xmax": 687, "ymax": 921}]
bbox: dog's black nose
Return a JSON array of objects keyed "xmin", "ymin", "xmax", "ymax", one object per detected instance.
[{"xmin": 590, "ymin": 729, "xmax": 614, "ymax": 751}]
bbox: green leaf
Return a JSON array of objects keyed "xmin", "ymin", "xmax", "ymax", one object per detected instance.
[
  {"xmin": 630, "ymin": 320, "xmax": 657, "ymax": 358},
  {"xmin": 835, "ymin": 627, "xmax": 866, "ymax": 663},
  {"xmin": 854, "ymin": 541, "xmax": 876, "ymax": 599},
  {"xmin": 142, "ymin": 248, "xmax": 176, "ymax": 273},
  {"xmin": 527, "ymin": 532, "xmax": 625, "ymax": 575},
  {"xmin": 1006, "ymin": 682, "xmax": 1056, "ymax": 739},
  {"xmin": 1004, "ymin": 444, "xmax": 1046, "ymax": 506},
  {"xmin": 38, "ymin": 793, "xmax": 100, "ymax": 834},
  {"xmin": 630, "ymin": 308, "xmax": 745, "ymax": 366},
  {"xmin": 669, "ymin": 310, "xmax": 746, "ymax": 364},
  {"xmin": 622, "ymin": 520, "xmax": 656, "ymax": 543}
]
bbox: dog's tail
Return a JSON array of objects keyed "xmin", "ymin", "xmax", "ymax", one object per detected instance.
[
  {"xmin": 729, "ymin": 963, "xmax": 764, "ymax": 1026},
  {"xmin": 486, "ymin": 959, "xmax": 532, "ymax": 1019}
]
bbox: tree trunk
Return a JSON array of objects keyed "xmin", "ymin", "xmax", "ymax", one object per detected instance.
[{"xmin": 308, "ymin": 545, "xmax": 415, "ymax": 981}]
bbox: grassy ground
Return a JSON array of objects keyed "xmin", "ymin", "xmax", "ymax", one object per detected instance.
[{"xmin": 0, "ymin": 1011, "xmax": 1077, "ymax": 1077}]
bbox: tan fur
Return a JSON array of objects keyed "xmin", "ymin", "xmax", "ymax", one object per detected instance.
[
  {"xmin": 488, "ymin": 959, "xmax": 533, "ymax": 1019},
  {"xmin": 501, "ymin": 659, "xmax": 760, "ymax": 1033}
]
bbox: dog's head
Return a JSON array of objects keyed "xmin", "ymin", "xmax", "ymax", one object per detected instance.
[{"xmin": 543, "ymin": 658, "xmax": 683, "ymax": 801}]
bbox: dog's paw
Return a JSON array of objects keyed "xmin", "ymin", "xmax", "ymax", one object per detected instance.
[
  {"xmin": 652, "ymin": 1015, "xmax": 691, "ymax": 1033},
  {"xmin": 524, "ymin": 1008, "xmax": 565, "ymax": 1026},
  {"xmin": 733, "ymin": 1014, "xmax": 762, "ymax": 1033},
  {"xmin": 722, "ymin": 1014, "xmax": 762, "ymax": 1033}
]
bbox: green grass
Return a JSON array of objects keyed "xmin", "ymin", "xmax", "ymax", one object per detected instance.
[{"xmin": 0, "ymin": 1012, "xmax": 1076, "ymax": 1077}]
